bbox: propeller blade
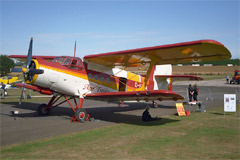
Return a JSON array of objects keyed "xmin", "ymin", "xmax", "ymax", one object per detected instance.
[
  {"xmin": 11, "ymin": 68, "xmax": 23, "ymax": 72},
  {"xmin": 28, "ymin": 69, "xmax": 44, "ymax": 75},
  {"xmin": 19, "ymin": 83, "xmax": 25, "ymax": 105},
  {"xmin": 26, "ymin": 37, "xmax": 33, "ymax": 67}
]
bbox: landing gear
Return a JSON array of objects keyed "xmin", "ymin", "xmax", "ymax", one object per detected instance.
[
  {"xmin": 38, "ymin": 104, "xmax": 49, "ymax": 115},
  {"xmin": 37, "ymin": 95, "xmax": 88, "ymax": 122},
  {"xmin": 152, "ymin": 101, "xmax": 158, "ymax": 108},
  {"xmin": 75, "ymin": 109, "xmax": 87, "ymax": 122}
]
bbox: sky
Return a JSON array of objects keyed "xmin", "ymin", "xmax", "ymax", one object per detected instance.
[{"xmin": 1, "ymin": 0, "xmax": 239, "ymax": 59}]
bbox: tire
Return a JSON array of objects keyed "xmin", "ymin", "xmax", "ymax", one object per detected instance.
[
  {"xmin": 38, "ymin": 104, "xmax": 49, "ymax": 115},
  {"xmin": 75, "ymin": 109, "xmax": 87, "ymax": 122},
  {"xmin": 152, "ymin": 102, "xmax": 158, "ymax": 108}
]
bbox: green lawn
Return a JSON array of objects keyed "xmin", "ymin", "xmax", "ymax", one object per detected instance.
[
  {"xmin": 201, "ymin": 74, "xmax": 232, "ymax": 80},
  {"xmin": 1, "ymin": 107, "xmax": 239, "ymax": 160},
  {"xmin": 1, "ymin": 88, "xmax": 52, "ymax": 103}
]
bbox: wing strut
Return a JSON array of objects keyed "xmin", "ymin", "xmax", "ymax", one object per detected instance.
[{"xmin": 144, "ymin": 62, "xmax": 155, "ymax": 89}]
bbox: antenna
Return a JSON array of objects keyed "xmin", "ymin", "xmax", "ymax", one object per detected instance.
[{"xmin": 74, "ymin": 41, "xmax": 76, "ymax": 57}]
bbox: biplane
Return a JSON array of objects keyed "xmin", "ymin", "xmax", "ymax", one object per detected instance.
[{"xmin": 9, "ymin": 38, "xmax": 231, "ymax": 122}]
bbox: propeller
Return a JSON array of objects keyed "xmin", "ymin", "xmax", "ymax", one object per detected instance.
[
  {"xmin": 11, "ymin": 38, "xmax": 44, "ymax": 104},
  {"xmin": 11, "ymin": 68, "xmax": 23, "ymax": 72}
]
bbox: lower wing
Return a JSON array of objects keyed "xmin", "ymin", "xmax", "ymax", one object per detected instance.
[
  {"xmin": 85, "ymin": 90, "xmax": 184, "ymax": 102},
  {"xmin": 16, "ymin": 83, "xmax": 53, "ymax": 95}
]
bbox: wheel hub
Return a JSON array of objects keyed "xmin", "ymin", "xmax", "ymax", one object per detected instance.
[{"xmin": 80, "ymin": 112, "xmax": 85, "ymax": 119}]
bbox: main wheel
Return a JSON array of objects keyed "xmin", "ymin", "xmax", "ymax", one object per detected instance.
[
  {"xmin": 75, "ymin": 109, "xmax": 87, "ymax": 122},
  {"xmin": 38, "ymin": 104, "xmax": 49, "ymax": 115}
]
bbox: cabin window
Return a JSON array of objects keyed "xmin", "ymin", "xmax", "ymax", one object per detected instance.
[
  {"xmin": 94, "ymin": 75, "xmax": 98, "ymax": 81},
  {"xmin": 100, "ymin": 76, "xmax": 104, "ymax": 82},
  {"xmin": 88, "ymin": 73, "xmax": 93, "ymax": 79},
  {"xmin": 106, "ymin": 78, "xmax": 110, "ymax": 83}
]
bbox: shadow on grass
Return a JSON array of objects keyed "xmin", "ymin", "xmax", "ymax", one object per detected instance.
[
  {"xmin": 210, "ymin": 112, "xmax": 225, "ymax": 116},
  {"xmin": 210, "ymin": 112, "xmax": 238, "ymax": 117},
  {"xmin": 1, "ymin": 101, "xmax": 179, "ymax": 126}
]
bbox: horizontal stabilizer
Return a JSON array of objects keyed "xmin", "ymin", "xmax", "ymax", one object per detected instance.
[{"xmin": 155, "ymin": 75, "xmax": 203, "ymax": 81}]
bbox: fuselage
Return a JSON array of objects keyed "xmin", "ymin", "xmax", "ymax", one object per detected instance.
[{"xmin": 28, "ymin": 56, "xmax": 147, "ymax": 97}]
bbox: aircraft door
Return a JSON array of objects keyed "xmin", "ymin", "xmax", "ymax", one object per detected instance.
[{"xmin": 119, "ymin": 77, "xmax": 127, "ymax": 92}]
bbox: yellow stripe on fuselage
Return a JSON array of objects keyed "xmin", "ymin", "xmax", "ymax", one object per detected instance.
[{"xmin": 39, "ymin": 64, "xmax": 145, "ymax": 91}]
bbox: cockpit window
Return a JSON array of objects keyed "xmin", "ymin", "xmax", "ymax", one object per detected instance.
[
  {"xmin": 58, "ymin": 57, "xmax": 65, "ymax": 64},
  {"xmin": 76, "ymin": 60, "xmax": 82, "ymax": 67},
  {"xmin": 62, "ymin": 58, "xmax": 72, "ymax": 65},
  {"xmin": 51, "ymin": 56, "xmax": 83, "ymax": 70},
  {"xmin": 52, "ymin": 57, "xmax": 59, "ymax": 62}
]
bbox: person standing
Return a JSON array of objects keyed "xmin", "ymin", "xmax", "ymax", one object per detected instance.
[
  {"xmin": 1, "ymin": 82, "xmax": 6, "ymax": 99},
  {"xmin": 193, "ymin": 84, "xmax": 198, "ymax": 102},
  {"xmin": 188, "ymin": 84, "xmax": 194, "ymax": 102},
  {"xmin": 226, "ymin": 75, "xmax": 229, "ymax": 84}
]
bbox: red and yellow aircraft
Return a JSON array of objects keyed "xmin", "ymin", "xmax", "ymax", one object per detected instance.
[{"xmin": 9, "ymin": 38, "xmax": 231, "ymax": 122}]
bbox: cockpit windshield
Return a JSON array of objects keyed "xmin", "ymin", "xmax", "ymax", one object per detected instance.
[{"xmin": 52, "ymin": 56, "xmax": 83, "ymax": 70}]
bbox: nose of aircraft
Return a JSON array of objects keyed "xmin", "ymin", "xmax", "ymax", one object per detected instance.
[
  {"xmin": 11, "ymin": 37, "xmax": 44, "ymax": 104},
  {"xmin": 11, "ymin": 38, "xmax": 44, "ymax": 83}
]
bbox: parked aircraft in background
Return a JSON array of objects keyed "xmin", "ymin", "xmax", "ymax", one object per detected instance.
[
  {"xmin": 0, "ymin": 76, "xmax": 21, "ymax": 90},
  {"xmin": 9, "ymin": 38, "xmax": 231, "ymax": 122},
  {"xmin": 0, "ymin": 76, "xmax": 20, "ymax": 85}
]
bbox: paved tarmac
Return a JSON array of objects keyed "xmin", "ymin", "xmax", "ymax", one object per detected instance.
[{"xmin": 0, "ymin": 81, "xmax": 239, "ymax": 146}]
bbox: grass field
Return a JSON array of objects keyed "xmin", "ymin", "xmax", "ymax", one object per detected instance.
[
  {"xmin": 0, "ymin": 88, "xmax": 52, "ymax": 103},
  {"xmin": 1, "ymin": 107, "xmax": 239, "ymax": 160}
]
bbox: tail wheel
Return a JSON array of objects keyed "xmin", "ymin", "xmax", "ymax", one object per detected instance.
[
  {"xmin": 75, "ymin": 109, "xmax": 87, "ymax": 122},
  {"xmin": 152, "ymin": 102, "xmax": 158, "ymax": 108},
  {"xmin": 38, "ymin": 104, "xmax": 49, "ymax": 115}
]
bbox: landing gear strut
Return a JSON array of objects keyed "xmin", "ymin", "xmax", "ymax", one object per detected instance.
[{"xmin": 37, "ymin": 95, "xmax": 88, "ymax": 122}]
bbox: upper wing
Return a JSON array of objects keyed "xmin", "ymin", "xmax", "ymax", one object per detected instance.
[
  {"xmin": 84, "ymin": 40, "xmax": 231, "ymax": 69},
  {"xmin": 85, "ymin": 90, "xmax": 184, "ymax": 102},
  {"xmin": 8, "ymin": 55, "xmax": 57, "ymax": 62}
]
